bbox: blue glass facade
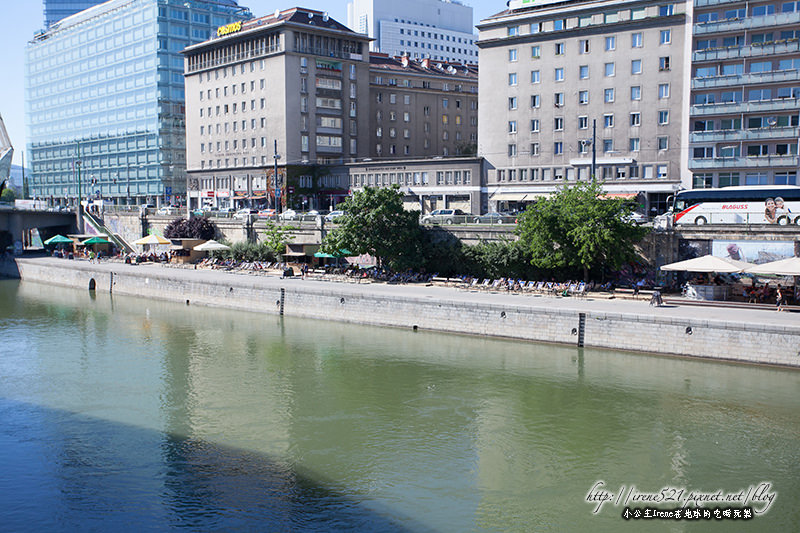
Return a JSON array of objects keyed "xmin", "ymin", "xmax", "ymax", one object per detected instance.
[
  {"xmin": 43, "ymin": 1, "xmax": 107, "ymax": 29},
  {"xmin": 26, "ymin": 0, "xmax": 250, "ymax": 205}
]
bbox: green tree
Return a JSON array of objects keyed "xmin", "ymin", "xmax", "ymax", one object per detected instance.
[
  {"xmin": 261, "ymin": 220, "xmax": 295, "ymax": 257},
  {"xmin": 322, "ymin": 186, "xmax": 423, "ymax": 270},
  {"xmin": 516, "ymin": 181, "xmax": 647, "ymax": 281},
  {"xmin": 163, "ymin": 217, "xmax": 217, "ymax": 240},
  {"xmin": 0, "ymin": 187, "xmax": 16, "ymax": 204}
]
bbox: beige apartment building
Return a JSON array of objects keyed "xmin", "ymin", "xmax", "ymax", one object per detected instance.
[
  {"xmin": 369, "ymin": 54, "xmax": 478, "ymax": 160},
  {"xmin": 183, "ymin": 8, "xmax": 371, "ymax": 210},
  {"xmin": 477, "ymin": 0, "xmax": 691, "ymax": 215}
]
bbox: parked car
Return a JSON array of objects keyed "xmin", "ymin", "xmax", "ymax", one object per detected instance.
[
  {"xmin": 325, "ymin": 210, "xmax": 345, "ymax": 222},
  {"xmin": 625, "ymin": 212, "xmax": 648, "ymax": 224},
  {"xmin": 279, "ymin": 209, "xmax": 298, "ymax": 220},
  {"xmin": 472, "ymin": 212, "xmax": 516, "ymax": 224},
  {"xmin": 258, "ymin": 208, "xmax": 276, "ymax": 219},
  {"xmin": 234, "ymin": 208, "xmax": 259, "ymax": 219},
  {"xmin": 420, "ymin": 209, "xmax": 468, "ymax": 225}
]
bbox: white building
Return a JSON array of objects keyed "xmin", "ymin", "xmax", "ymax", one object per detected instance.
[{"xmin": 347, "ymin": 0, "xmax": 478, "ymax": 64}]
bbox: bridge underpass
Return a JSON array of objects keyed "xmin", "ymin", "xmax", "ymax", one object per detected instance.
[{"xmin": 0, "ymin": 208, "xmax": 76, "ymax": 252}]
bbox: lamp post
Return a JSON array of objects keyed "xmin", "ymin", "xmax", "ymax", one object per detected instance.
[
  {"xmin": 75, "ymin": 141, "xmax": 84, "ymax": 233},
  {"xmin": 580, "ymin": 119, "xmax": 598, "ymax": 182},
  {"xmin": 273, "ymin": 139, "xmax": 281, "ymax": 214}
]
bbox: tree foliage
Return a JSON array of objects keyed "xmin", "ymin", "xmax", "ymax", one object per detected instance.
[
  {"xmin": 321, "ymin": 186, "xmax": 423, "ymax": 270},
  {"xmin": 261, "ymin": 221, "xmax": 295, "ymax": 257},
  {"xmin": 0, "ymin": 187, "xmax": 16, "ymax": 203},
  {"xmin": 516, "ymin": 181, "xmax": 647, "ymax": 280},
  {"xmin": 211, "ymin": 241, "xmax": 276, "ymax": 262},
  {"xmin": 163, "ymin": 216, "xmax": 217, "ymax": 240}
]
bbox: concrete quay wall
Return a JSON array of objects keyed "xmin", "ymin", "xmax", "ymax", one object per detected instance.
[{"xmin": 3, "ymin": 258, "xmax": 799, "ymax": 368}]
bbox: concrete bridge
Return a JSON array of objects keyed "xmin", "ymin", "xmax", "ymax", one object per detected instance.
[{"xmin": 0, "ymin": 207, "xmax": 76, "ymax": 251}]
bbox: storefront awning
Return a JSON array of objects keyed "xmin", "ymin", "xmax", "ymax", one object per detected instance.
[
  {"xmin": 490, "ymin": 192, "xmax": 550, "ymax": 202},
  {"xmin": 602, "ymin": 193, "xmax": 639, "ymax": 199}
]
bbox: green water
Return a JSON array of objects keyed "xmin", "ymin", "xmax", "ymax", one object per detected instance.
[{"xmin": 0, "ymin": 279, "xmax": 798, "ymax": 532}]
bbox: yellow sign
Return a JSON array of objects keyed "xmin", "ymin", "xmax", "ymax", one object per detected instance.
[{"xmin": 217, "ymin": 21, "xmax": 242, "ymax": 37}]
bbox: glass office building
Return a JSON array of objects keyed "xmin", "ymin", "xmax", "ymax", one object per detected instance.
[
  {"xmin": 43, "ymin": 0, "xmax": 107, "ymax": 29},
  {"xmin": 26, "ymin": 0, "xmax": 250, "ymax": 206}
]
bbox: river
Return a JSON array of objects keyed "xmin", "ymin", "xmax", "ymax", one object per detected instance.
[{"xmin": 0, "ymin": 279, "xmax": 798, "ymax": 532}]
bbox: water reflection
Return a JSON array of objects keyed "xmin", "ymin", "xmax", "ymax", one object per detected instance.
[{"xmin": 1, "ymin": 280, "xmax": 799, "ymax": 531}]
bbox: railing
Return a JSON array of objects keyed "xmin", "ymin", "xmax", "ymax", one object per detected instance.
[
  {"xmin": 690, "ymin": 98, "xmax": 800, "ymax": 116},
  {"xmin": 690, "ymin": 126, "xmax": 800, "ymax": 142},
  {"xmin": 689, "ymin": 155, "xmax": 799, "ymax": 169},
  {"xmin": 676, "ymin": 211, "xmax": 800, "ymax": 225},
  {"xmin": 694, "ymin": 11, "xmax": 800, "ymax": 35},
  {"xmin": 692, "ymin": 39, "xmax": 800, "ymax": 62},
  {"xmin": 695, "ymin": 0, "xmax": 746, "ymax": 7},
  {"xmin": 692, "ymin": 69, "xmax": 800, "ymax": 89}
]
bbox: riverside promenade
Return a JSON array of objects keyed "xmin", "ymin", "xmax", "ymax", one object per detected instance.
[{"xmin": 3, "ymin": 256, "xmax": 800, "ymax": 367}]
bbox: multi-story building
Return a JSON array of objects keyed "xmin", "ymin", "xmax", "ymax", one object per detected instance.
[
  {"xmin": 347, "ymin": 0, "xmax": 478, "ymax": 64},
  {"xmin": 183, "ymin": 8, "xmax": 371, "ymax": 211},
  {"xmin": 689, "ymin": 0, "xmax": 800, "ymax": 189},
  {"xmin": 26, "ymin": 0, "xmax": 250, "ymax": 206},
  {"xmin": 477, "ymin": 0, "xmax": 690, "ymax": 214},
  {"xmin": 369, "ymin": 54, "xmax": 478, "ymax": 159},
  {"xmin": 43, "ymin": 0, "xmax": 106, "ymax": 29}
]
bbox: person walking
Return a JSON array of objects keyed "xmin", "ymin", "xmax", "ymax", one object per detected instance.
[{"xmin": 776, "ymin": 284, "xmax": 786, "ymax": 312}]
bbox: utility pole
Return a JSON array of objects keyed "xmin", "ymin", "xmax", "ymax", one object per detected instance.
[
  {"xmin": 273, "ymin": 139, "xmax": 281, "ymax": 215},
  {"xmin": 592, "ymin": 118, "xmax": 597, "ymax": 183}
]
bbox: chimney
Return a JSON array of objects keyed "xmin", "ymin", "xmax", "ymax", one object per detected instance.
[
  {"xmin": 401, "ymin": 56, "xmax": 409, "ymax": 68},
  {"xmin": 421, "ymin": 57, "xmax": 430, "ymax": 69}
]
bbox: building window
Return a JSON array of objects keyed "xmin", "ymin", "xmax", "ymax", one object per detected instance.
[
  {"xmin": 631, "ymin": 32, "xmax": 642, "ymax": 48},
  {"xmin": 554, "ymin": 117, "xmax": 564, "ymax": 130},
  {"xmin": 603, "ymin": 139, "xmax": 614, "ymax": 152},
  {"xmin": 578, "ymin": 116, "xmax": 588, "ymax": 129},
  {"xmin": 658, "ymin": 110, "xmax": 669, "ymax": 124},
  {"xmin": 659, "ymin": 57, "xmax": 671, "ymax": 71},
  {"xmin": 631, "ymin": 86, "xmax": 641, "ymax": 100},
  {"xmin": 579, "ymin": 39, "xmax": 590, "ymax": 53},
  {"xmin": 659, "ymin": 4, "xmax": 674, "ymax": 16},
  {"xmin": 509, "ymin": 144, "xmax": 517, "ymax": 156},
  {"xmin": 579, "ymin": 65, "xmax": 589, "ymax": 79},
  {"xmin": 718, "ymin": 172, "xmax": 740, "ymax": 187},
  {"xmin": 555, "ymin": 42, "xmax": 565, "ymax": 55},
  {"xmin": 531, "ymin": 45, "xmax": 541, "ymax": 58},
  {"xmin": 508, "ymin": 120, "xmax": 517, "ymax": 133},
  {"xmin": 660, "ymin": 30, "xmax": 671, "ymax": 44},
  {"xmin": 631, "ymin": 59, "xmax": 642, "ymax": 75},
  {"xmin": 531, "ymin": 94, "xmax": 540, "ymax": 108},
  {"xmin": 579, "ymin": 91, "xmax": 589, "ymax": 104},
  {"xmin": 604, "ymin": 114, "xmax": 614, "ymax": 128},
  {"xmin": 509, "ymin": 97, "xmax": 518, "ymax": 110},
  {"xmin": 657, "ymin": 164, "xmax": 668, "ymax": 179},
  {"xmin": 509, "ymin": 73, "xmax": 518, "ymax": 85},
  {"xmin": 658, "ymin": 83, "xmax": 670, "ymax": 98},
  {"xmin": 605, "ymin": 36, "xmax": 616, "ymax": 51},
  {"xmin": 630, "ymin": 112, "xmax": 641, "ymax": 126},
  {"xmin": 605, "ymin": 62, "xmax": 615, "ymax": 77},
  {"xmin": 604, "ymin": 88, "xmax": 615, "ymax": 102},
  {"xmin": 509, "ymin": 49, "xmax": 518, "ymax": 61},
  {"xmin": 555, "ymin": 67, "xmax": 565, "ymax": 81},
  {"xmin": 657, "ymin": 137, "xmax": 668, "ymax": 150},
  {"xmin": 531, "ymin": 143, "xmax": 540, "ymax": 156},
  {"xmin": 629, "ymin": 138, "xmax": 640, "ymax": 151},
  {"xmin": 554, "ymin": 93, "xmax": 564, "ymax": 106},
  {"xmin": 554, "ymin": 142, "xmax": 564, "ymax": 155},
  {"xmin": 531, "ymin": 70, "xmax": 540, "ymax": 83},
  {"xmin": 531, "ymin": 119, "xmax": 540, "ymax": 132}
]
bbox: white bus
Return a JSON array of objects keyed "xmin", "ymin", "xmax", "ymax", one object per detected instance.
[{"xmin": 671, "ymin": 186, "xmax": 800, "ymax": 226}]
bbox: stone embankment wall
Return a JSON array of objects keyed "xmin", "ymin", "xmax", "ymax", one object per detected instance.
[{"xmin": 3, "ymin": 258, "xmax": 799, "ymax": 368}]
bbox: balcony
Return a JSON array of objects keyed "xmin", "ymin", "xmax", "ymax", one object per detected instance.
[
  {"xmin": 689, "ymin": 155, "xmax": 799, "ymax": 169},
  {"xmin": 690, "ymin": 126, "xmax": 800, "ymax": 143},
  {"xmin": 693, "ymin": 39, "xmax": 800, "ymax": 62},
  {"xmin": 695, "ymin": 0, "xmax": 745, "ymax": 7},
  {"xmin": 694, "ymin": 11, "xmax": 800, "ymax": 34},
  {"xmin": 692, "ymin": 69, "xmax": 800, "ymax": 89},
  {"xmin": 690, "ymin": 98, "xmax": 800, "ymax": 116}
]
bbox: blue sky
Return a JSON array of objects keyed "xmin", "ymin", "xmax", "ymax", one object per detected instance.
[{"xmin": 0, "ymin": 0, "xmax": 498, "ymax": 168}]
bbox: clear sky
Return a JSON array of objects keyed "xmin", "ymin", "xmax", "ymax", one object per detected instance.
[{"xmin": 0, "ymin": 0, "xmax": 499, "ymax": 169}]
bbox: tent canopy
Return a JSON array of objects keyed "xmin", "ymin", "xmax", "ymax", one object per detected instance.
[
  {"xmin": 44, "ymin": 235, "xmax": 73, "ymax": 245},
  {"xmin": 81, "ymin": 236, "xmax": 111, "ymax": 245},
  {"xmin": 193, "ymin": 239, "xmax": 230, "ymax": 251},
  {"xmin": 660, "ymin": 254, "xmax": 748, "ymax": 273},
  {"xmin": 745, "ymin": 256, "xmax": 800, "ymax": 276},
  {"xmin": 134, "ymin": 234, "xmax": 170, "ymax": 246}
]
